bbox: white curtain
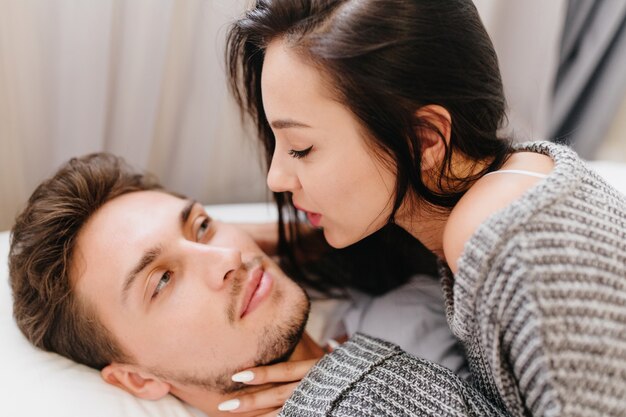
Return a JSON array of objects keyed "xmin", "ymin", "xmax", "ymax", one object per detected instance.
[
  {"xmin": 475, "ymin": 0, "xmax": 626, "ymax": 160},
  {"xmin": 550, "ymin": 0, "xmax": 626, "ymax": 159},
  {"xmin": 0, "ymin": 0, "xmax": 265, "ymax": 230},
  {"xmin": 473, "ymin": 0, "xmax": 567, "ymax": 142}
]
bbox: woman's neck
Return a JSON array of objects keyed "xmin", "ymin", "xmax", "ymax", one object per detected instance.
[
  {"xmin": 394, "ymin": 154, "xmax": 493, "ymax": 260},
  {"xmin": 394, "ymin": 203, "xmax": 449, "ymax": 259}
]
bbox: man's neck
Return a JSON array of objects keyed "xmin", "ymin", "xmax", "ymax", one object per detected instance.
[
  {"xmin": 174, "ymin": 332, "xmax": 325, "ymax": 417},
  {"xmin": 289, "ymin": 332, "xmax": 327, "ymax": 361}
]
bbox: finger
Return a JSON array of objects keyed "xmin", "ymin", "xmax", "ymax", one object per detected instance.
[
  {"xmin": 225, "ymin": 381, "xmax": 299, "ymax": 413},
  {"xmin": 217, "ymin": 399, "xmax": 275, "ymax": 414},
  {"xmin": 231, "ymin": 359, "xmax": 318, "ymax": 385}
]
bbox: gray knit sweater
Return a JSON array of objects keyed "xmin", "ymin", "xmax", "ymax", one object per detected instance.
[
  {"xmin": 440, "ymin": 142, "xmax": 626, "ymax": 416},
  {"xmin": 279, "ymin": 333, "xmax": 508, "ymax": 416},
  {"xmin": 281, "ymin": 142, "xmax": 626, "ymax": 416}
]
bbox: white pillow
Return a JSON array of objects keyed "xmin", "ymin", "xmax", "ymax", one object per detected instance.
[{"xmin": 0, "ymin": 203, "xmax": 276, "ymax": 417}]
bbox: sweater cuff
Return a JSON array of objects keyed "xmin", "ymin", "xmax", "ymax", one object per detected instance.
[{"xmin": 279, "ymin": 333, "xmax": 402, "ymax": 416}]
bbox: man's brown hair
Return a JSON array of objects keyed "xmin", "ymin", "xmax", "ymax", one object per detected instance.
[{"xmin": 9, "ymin": 153, "xmax": 162, "ymax": 369}]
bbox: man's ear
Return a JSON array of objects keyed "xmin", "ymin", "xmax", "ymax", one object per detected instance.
[
  {"xmin": 414, "ymin": 105, "xmax": 451, "ymax": 172},
  {"xmin": 101, "ymin": 363, "xmax": 171, "ymax": 401}
]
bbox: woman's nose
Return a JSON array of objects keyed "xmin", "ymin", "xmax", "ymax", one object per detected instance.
[{"xmin": 267, "ymin": 150, "xmax": 300, "ymax": 192}]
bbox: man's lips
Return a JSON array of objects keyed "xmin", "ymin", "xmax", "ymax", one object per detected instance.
[
  {"xmin": 293, "ymin": 203, "xmax": 322, "ymax": 227},
  {"xmin": 239, "ymin": 266, "xmax": 273, "ymax": 318}
]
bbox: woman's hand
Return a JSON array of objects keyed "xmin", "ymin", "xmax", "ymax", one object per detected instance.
[{"xmin": 217, "ymin": 359, "xmax": 319, "ymax": 415}]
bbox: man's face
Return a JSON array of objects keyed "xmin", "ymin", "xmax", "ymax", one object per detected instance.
[{"xmin": 72, "ymin": 190, "xmax": 309, "ymax": 393}]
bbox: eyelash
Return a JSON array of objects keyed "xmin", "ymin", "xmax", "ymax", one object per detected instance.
[
  {"xmin": 197, "ymin": 217, "xmax": 211, "ymax": 241},
  {"xmin": 152, "ymin": 271, "xmax": 171, "ymax": 299},
  {"xmin": 288, "ymin": 146, "xmax": 313, "ymax": 159}
]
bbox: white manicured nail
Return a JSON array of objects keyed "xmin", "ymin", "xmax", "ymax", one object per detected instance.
[
  {"xmin": 327, "ymin": 338, "xmax": 341, "ymax": 350},
  {"xmin": 218, "ymin": 399, "xmax": 240, "ymax": 411},
  {"xmin": 231, "ymin": 370, "xmax": 255, "ymax": 382}
]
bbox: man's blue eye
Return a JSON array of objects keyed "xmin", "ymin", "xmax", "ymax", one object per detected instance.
[
  {"xmin": 152, "ymin": 271, "xmax": 171, "ymax": 299},
  {"xmin": 288, "ymin": 146, "xmax": 313, "ymax": 159}
]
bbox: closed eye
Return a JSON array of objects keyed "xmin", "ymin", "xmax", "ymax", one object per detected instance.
[{"xmin": 288, "ymin": 146, "xmax": 313, "ymax": 159}]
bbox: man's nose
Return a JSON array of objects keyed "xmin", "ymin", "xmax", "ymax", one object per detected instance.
[
  {"xmin": 187, "ymin": 243, "xmax": 243, "ymax": 290},
  {"xmin": 267, "ymin": 149, "xmax": 300, "ymax": 192}
]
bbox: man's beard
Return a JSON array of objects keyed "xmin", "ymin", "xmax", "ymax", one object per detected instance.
[
  {"xmin": 209, "ymin": 286, "xmax": 311, "ymax": 394},
  {"xmin": 147, "ymin": 267, "xmax": 311, "ymax": 394}
]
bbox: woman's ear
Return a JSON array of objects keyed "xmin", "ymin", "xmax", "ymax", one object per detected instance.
[
  {"xmin": 101, "ymin": 363, "xmax": 171, "ymax": 401},
  {"xmin": 414, "ymin": 105, "xmax": 451, "ymax": 172}
]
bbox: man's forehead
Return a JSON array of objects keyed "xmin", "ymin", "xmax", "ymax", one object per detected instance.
[
  {"xmin": 72, "ymin": 191, "xmax": 188, "ymax": 285},
  {"xmin": 105, "ymin": 190, "xmax": 185, "ymax": 214},
  {"xmin": 92, "ymin": 190, "xmax": 186, "ymax": 232}
]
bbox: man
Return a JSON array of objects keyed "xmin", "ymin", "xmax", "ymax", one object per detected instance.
[{"xmin": 9, "ymin": 153, "xmax": 506, "ymax": 416}]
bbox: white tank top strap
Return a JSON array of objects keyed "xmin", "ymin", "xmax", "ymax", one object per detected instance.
[{"xmin": 483, "ymin": 169, "xmax": 549, "ymax": 179}]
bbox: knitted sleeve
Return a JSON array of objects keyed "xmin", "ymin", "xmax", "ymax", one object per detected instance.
[
  {"xmin": 279, "ymin": 333, "xmax": 509, "ymax": 417},
  {"xmin": 444, "ymin": 142, "xmax": 626, "ymax": 417},
  {"xmin": 479, "ymin": 258, "xmax": 626, "ymax": 417}
]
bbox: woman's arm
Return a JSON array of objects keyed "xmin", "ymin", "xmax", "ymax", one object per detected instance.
[{"xmin": 280, "ymin": 334, "xmax": 508, "ymax": 417}]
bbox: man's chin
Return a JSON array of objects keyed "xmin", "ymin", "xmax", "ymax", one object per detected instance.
[
  {"xmin": 262, "ymin": 310, "xmax": 308, "ymax": 367},
  {"xmin": 255, "ymin": 287, "xmax": 311, "ymax": 367},
  {"xmin": 161, "ymin": 287, "xmax": 311, "ymax": 396}
]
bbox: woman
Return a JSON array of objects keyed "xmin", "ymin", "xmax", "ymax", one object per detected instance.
[{"xmin": 224, "ymin": 0, "xmax": 626, "ymax": 416}]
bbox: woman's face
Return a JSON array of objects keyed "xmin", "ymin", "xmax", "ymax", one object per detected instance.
[{"xmin": 261, "ymin": 39, "xmax": 397, "ymax": 248}]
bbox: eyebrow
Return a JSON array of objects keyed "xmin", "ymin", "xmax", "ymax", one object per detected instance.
[
  {"xmin": 180, "ymin": 199, "xmax": 196, "ymax": 225},
  {"xmin": 120, "ymin": 199, "xmax": 198, "ymax": 304},
  {"xmin": 270, "ymin": 119, "xmax": 311, "ymax": 129}
]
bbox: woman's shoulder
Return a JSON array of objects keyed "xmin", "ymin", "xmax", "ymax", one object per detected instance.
[{"xmin": 443, "ymin": 152, "xmax": 554, "ymax": 273}]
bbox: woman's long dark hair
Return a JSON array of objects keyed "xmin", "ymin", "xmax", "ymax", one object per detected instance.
[{"xmin": 226, "ymin": 0, "xmax": 512, "ymax": 294}]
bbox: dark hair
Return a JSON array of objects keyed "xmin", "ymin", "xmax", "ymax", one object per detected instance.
[
  {"xmin": 9, "ymin": 153, "xmax": 163, "ymax": 370},
  {"xmin": 226, "ymin": 0, "xmax": 511, "ymax": 291}
]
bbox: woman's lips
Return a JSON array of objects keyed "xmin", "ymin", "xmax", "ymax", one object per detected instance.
[
  {"xmin": 240, "ymin": 268, "xmax": 273, "ymax": 318},
  {"xmin": 306, "ymin": 211, "xmax": 322, "ymax": 227},
  {"xmin": 293, "ymin": 203, "xmax": 322, "ymax": 227}
]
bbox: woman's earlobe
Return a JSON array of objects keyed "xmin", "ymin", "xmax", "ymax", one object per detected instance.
[
  {"xmin": 101, "ymin": 363, "xmax": 171, "ymax": 400},
  {"xmin": 415, "ymin": 105, "xmax": 451, "ymax": 172}
]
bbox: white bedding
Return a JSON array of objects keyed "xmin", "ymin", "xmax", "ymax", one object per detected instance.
[{"xmin": 1, "ymin": 161, "xmax": 624, "ymax": 417}]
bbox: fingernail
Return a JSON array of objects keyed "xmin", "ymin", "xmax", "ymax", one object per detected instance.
[
  {"xmin": 231, "ymin": 370, "xmax": 255, "ymax": 382},
  {"xmin": 327, "ymin": 338, "xmax": 341, "ymax": 350},
  {"xmin": 218, "ymin": 399, "xmax": 240, "ymax": 411}
]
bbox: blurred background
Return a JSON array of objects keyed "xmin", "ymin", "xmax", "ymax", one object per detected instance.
[{"xmin": 1, "ymin": 0, "xmax": 625, "ymax": 230}]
